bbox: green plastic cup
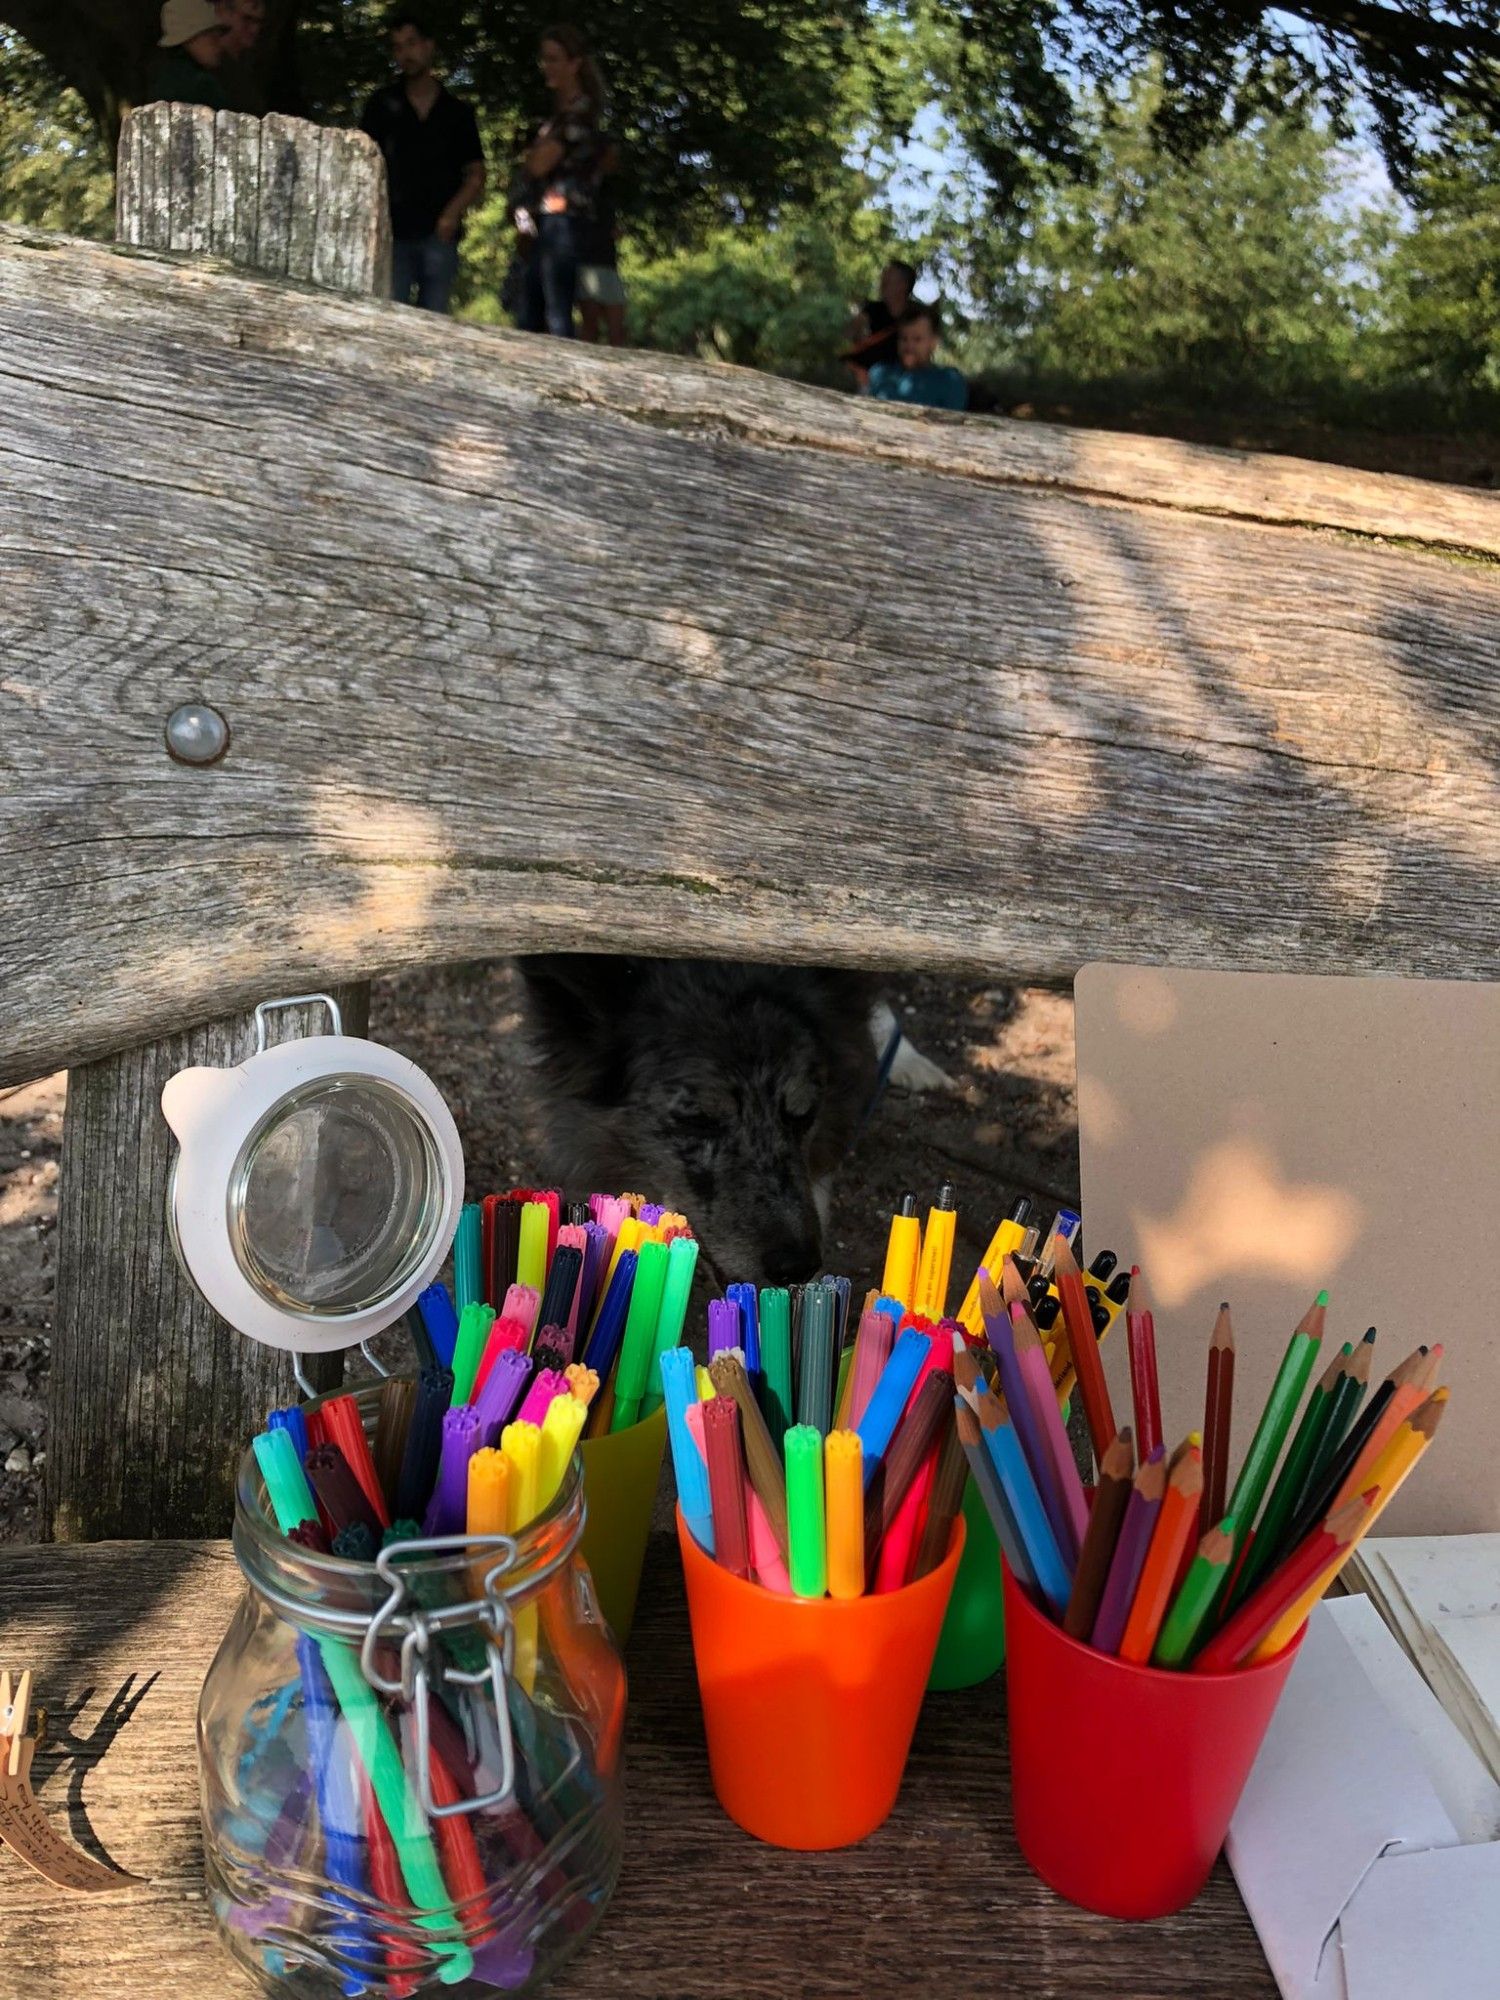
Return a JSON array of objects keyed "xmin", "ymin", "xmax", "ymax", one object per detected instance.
[
  {"xmin": 577, "ymin": 1403, "xmax": 668, "ymax": 1644},
  {"xmin": 926, "ymin": 1478, "xmax": 1006, "ymax": 1689}
]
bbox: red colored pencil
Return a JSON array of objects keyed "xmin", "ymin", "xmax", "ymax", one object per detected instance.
[
  {"xmin": 1125, "ymin": 1268, "xmax": 1163, "ymax": 1458},
  {"xmin": 361, "ymin": 1770, "xmax": 422, "ymax": 1998},
  {"xmin": 1191, "ymin": 1495, "xmax": 1367, "ymax": 1671},
  {"xmin": 1200, "ymin": 1304, "xmax": 1235, "ymax": 1539},
  {"xmin": 1052, "ymin": 1234, "xmax": 1117, "ymax": 1468}
]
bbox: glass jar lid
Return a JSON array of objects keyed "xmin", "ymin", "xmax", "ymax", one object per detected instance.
[{"xmin": 162, "ymin": 995, "xmax": 464, "ymax": 1353}]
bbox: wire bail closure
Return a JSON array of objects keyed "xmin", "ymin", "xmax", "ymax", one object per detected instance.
[{"xmin": 360, "ymin": 1535, "xmax": 520, "ymax": 1818}]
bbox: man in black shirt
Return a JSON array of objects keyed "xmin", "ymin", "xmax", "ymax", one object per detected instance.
[{"xmin": 361, "ymin": 14, "xmax": 485, "ymax": 314}]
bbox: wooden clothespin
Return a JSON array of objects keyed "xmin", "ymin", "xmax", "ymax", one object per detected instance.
[{"xmin": 0, "ymin": 1669, "xmax": 142, "ymax": 1892}]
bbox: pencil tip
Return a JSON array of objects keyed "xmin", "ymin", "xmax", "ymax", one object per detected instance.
[{"xmin": 1316, "ymin": 1288, "xmax": 1330, "ymax": 1307}]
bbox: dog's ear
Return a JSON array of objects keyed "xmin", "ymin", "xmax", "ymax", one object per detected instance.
[{"xmin": 514, "ymin": 954, "xmax": 641, "ymax": 1106}]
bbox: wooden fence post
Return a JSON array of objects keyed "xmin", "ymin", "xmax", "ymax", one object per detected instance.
[{"xmin": 47, "ymin": 105, "xmax": 388, "ymax": 1540}]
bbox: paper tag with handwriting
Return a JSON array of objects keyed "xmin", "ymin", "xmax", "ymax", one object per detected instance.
[{"xmin": 0, "ymin": 1754, "xmax": 143, "ymax": 1893}]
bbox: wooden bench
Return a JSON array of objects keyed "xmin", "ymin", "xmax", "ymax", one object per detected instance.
[{"xmin": 2, "ymin": 102, "xmax": 1496, "ymax": 1996}]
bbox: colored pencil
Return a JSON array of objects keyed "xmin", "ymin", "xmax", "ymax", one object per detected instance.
[
  {"xmin": 1193, "ymin": 1496, "xmax": 1369, "ymax": 1672},
  {"xmin": 970, "ymin": 1388, "xmax": 1072, "ymax": 1615},
  {"xmin": 1332, "ymin": 1345, "xmax": 1440, "ymax": 1507},
  {"xmin": 978, "ymin": 1272, "xmax": 1075, "ymax": 1558},
  {"xmin": 1063, "ymin": 1429, "xmax": 1134, "ymax": 1639},
  {"xmin": 1249, "ymin": 1391, "xmax": 1449, "ymax": 1663},
  {"xmin": 1152, "ymin": 1518, "xmax": 1236, "ymax": 1666},
  {"xmin": 1124, "ymin": 1268, "xmax": 1163, "ymax": 1459},
  {"xmin": 1232, "ymin": 1341, "xmax": 1350, "ymax": 1600},
  {"xmin": 1276, "ymin": 1346, "xmax": 1408, "ymax": 1556},
  {"xmin": 1090, "ymin": 1447, "xmax": 1166, "ymax": 1655},
  {"xmin": 911, "ymin": 1414, "xmax": 969, "ymax": 1581},
  {"xmin": 1052, "ymin": 1234, "xmax": 1117, "ymax": 1466},
  {"xmin": 955, "ymin": 1391, "xmax": 1036, "ymax": 1592},
  {"xmin": 1119, "ymin": 1445, "xmax": 1203, "ymax": 1663},
  {"xmin": 862, "ymin": 1370, "xmax": 953, "ymax": 1586},
  {"xmin": 702, "ymin": 1395, "xmax": 751, "ymax": 1580},
  {"xmin": 1224, "ymin": 1292, "xmax": 1326, "ymax": 1567},
  {"xmin": 1010, "ymin": 1299, "xmax": 1090, "ymax": 1562}
]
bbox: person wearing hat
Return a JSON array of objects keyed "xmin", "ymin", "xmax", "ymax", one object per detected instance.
[{"xmin": 148, "ymin": 0, "xmax": 230, "ymax": 111}]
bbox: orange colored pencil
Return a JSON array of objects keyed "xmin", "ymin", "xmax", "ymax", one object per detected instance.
[
  {"xmin": 1333, "ymin": 1344, "xmax": 1441, "ymax": 1507},
  {"xmin": 1191, "ymin": 1494, "xmax": 1370, "ymax": 1672},
  {"xmin": 1200, "ymin": 1303, "xmax": 1235, "ymax": 1538},
  {"xmin": 1124, "ymin": 1268, "xmax": 1163, "ymax": 1459},
  {"xmin": 1119, "ymin": 1444, "xmax": 1203, "ymax": 1663},
  {"xmin": 1052, "ymin": 1234, "xmax": 1117, "ymax": 1467}
]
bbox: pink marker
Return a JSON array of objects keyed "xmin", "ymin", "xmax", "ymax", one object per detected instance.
[
  {"xmin": 472, "ymin": 1315, "xmax": 530, "ymax": 1397},
  {"xmin": 501, "ymin": 1284, "xmax": 540, "ymax": 1344},
  {"xmin": 517, "ymin": 1368, "xmax": 567, "ymax": 1427}
]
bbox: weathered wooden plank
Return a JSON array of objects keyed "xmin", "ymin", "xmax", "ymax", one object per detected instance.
[
  {"xmin": 1, "ymin": 229, "xmax": 1496, "ymax": 1093},
  {"xmin": 209, "ymin": 110, "xmax": 260, "ymax": 267},
  {"xmin": 48, "ymin": 994, "xmax": 362, "ymax": 1542},
  {"xmin": 165, "ymin": 103, "xmax": 215, "ymax": 256},
  {"xmin": 0, "ymin": 1534, "xmax": 1277, "ymax": 1998}
]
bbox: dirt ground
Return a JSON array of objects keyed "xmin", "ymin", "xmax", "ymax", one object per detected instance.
[{"xmin": 0, "ymin": 967, "xmax": 1078, "ymax": 1543}]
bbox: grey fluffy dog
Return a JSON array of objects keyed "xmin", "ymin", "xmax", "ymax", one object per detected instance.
[{"xmin": 514, "ymin": 956, "xmax": 880, "ymax": 1285}]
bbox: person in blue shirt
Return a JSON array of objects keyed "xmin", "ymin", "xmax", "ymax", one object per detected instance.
[{"xmin": 866, "ymin": 303, "xmax": 967, "ymax": 412}]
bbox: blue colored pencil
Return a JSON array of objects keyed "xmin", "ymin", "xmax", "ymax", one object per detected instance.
[{"xmin": 973, "ymin": 1393, "xmax": 1072, "ymax": 1615}]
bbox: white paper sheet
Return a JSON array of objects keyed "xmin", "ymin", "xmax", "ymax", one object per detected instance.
[{"xmin": 1340, "ymin": 1842, "xmax": 1500, "ymax": 2000}]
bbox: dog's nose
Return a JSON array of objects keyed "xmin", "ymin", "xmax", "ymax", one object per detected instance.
[{"xmin": 759, "ymin": 1234, "xmax": 822, "ymax": 1286}]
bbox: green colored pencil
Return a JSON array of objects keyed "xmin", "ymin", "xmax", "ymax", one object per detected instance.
[
  {"xmin": 785, "ymin": 1424, "xmax": 827, "ymax": 1598},
  {"xmin": 1294, "ymin": 1326, "xmax": 1375, "ymax": 1507},
  {"xmin": 1224, "ymin": 1292, "xmax": 1327, "ymax": 1567},
  {"xmin": 1153, "ymin": 1518, "xmax": 1237, "ymax": 1666},
  {"xmin": 1231, "ymin": 1339, "xmax": 1351, "ymax": 1603}
]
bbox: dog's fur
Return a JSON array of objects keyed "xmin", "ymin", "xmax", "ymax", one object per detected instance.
[{"xmin": 514, "ymin": 956, "xmax": 879, "ymax": 1285}]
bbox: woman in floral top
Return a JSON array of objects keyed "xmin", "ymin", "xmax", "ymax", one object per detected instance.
[{"xmin": 518, "ymin": 25, "xmax": 612, "ymax": 338}]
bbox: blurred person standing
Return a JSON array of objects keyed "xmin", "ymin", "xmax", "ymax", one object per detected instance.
[
  {"xmin": 517, "ymin": 25, "xmax": 611, "ymax": 339},
  {"xmin": 362, "ymin": 14, "xmax": 486, "ymax": 314},
  {"xmin": 147, "ymin": 0, "xmax": 230, "ymax": 109}
]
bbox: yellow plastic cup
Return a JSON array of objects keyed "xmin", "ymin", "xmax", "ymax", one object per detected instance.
[{"xmin": 577, "ymin": 1405, "xmax": 668, "ymax": 1644}]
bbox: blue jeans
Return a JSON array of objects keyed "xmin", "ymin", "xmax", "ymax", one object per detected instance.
[
  {"xmin": 392, "ymin": 234, "xmax": 459, "ymax": 313},
  {"xmin": 519, "ymin": 212, "xmax": 578, "ymax": 338}
]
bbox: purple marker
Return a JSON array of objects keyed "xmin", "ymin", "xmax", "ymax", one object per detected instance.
[
  {"xmin": 474, "ymin": 1346, "xmax": 533, "ymax": 1449},
  {"xmin": 638, "ymin": 1202, "xmax": 665, "ymax": 1227},
  {"xmin": 576, "ymin": 1221, "xmax": 609, "ymax": 1333},
  {"xmin": 423, "ymin": 1404, "xmax": 480, "ymax": 1537},
  {"xmin": 707, "ymin": 1297, "xmax": 741, "ymax": 1360}
]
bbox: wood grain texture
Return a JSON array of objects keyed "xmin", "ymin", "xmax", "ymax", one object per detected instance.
[
  {"xmin": 1, "ymin": 227, "xmax": 1498, "ymax": 1093},
  {"xmin": 0, "ymin": 1533, "xmax": 1277, "ymax": 1999},
  {"xmin": 47, "ymin": 994, "xmax": 364, "ymax": 1542},
  {"xmin": 112, "ymin": 105, "xmax": 389, "ymax": 295}
]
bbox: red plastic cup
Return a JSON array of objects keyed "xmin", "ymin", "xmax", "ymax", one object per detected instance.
[
  {"xmin": 676, "ymin": 1506, "xmax": 963, "ymax": 1849},
  {"xmin": 1003, "ymin": 1558, "xmax": 1303, "ymax": 1917}
]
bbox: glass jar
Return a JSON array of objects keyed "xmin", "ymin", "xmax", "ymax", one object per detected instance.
[{"xmin": 200, "ymin": 1389, "xmax": 626, "ymax": 1997}]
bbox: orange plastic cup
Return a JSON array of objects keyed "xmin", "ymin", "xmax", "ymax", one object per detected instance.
[{"xmin": 676, "ymin": 1505, "xmax": 964, "ymax": 1849}]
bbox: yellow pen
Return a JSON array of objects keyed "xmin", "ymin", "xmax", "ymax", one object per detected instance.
[
  {"xmin": 881, "ymin": 1193, "xmax": 921, "ymax": 1308},
  {"xmin": 914, "ymin": 1183, "xmax": 957, "ymax": 1319}
]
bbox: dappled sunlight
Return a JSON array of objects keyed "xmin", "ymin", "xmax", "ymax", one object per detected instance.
[
  {"xmin": 1134, "ymin": 1138, "xmax": 1363, "ymax": 1309},
  {"xmin": 0, "ymin": 1158, "xmax": 56, "ymax": 1231}
]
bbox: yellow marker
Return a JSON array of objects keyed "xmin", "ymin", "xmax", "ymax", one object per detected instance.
[
  {"xmin": 881, "ymin": 1195, "xmax": 921, "ymax": 1307},
  {"xmin": 602, "ymin": 1215, "xmax": 643, "ymax": 1292},
  {"xmin": 516, "ymin": 1200, "xmax": 549, "ymax": 1295},
  {"xmin": 501, "ymin": 1420, "xmax": 544, "ymax": 1690},
  {"xmin": 824, "ymin": 1429, "xmax": 865, "ymax": 1600},
  {"xmin": 538, "ymin": 1394, "xmax": 587, "ymax": 1511},
  {"xmin": 914, "ymin": 1185, "xmax": 957, "ymax": 1319},
  {"xmin": 695, "ymin": 1365, "xmax": 716, "ymax": 1402}
]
